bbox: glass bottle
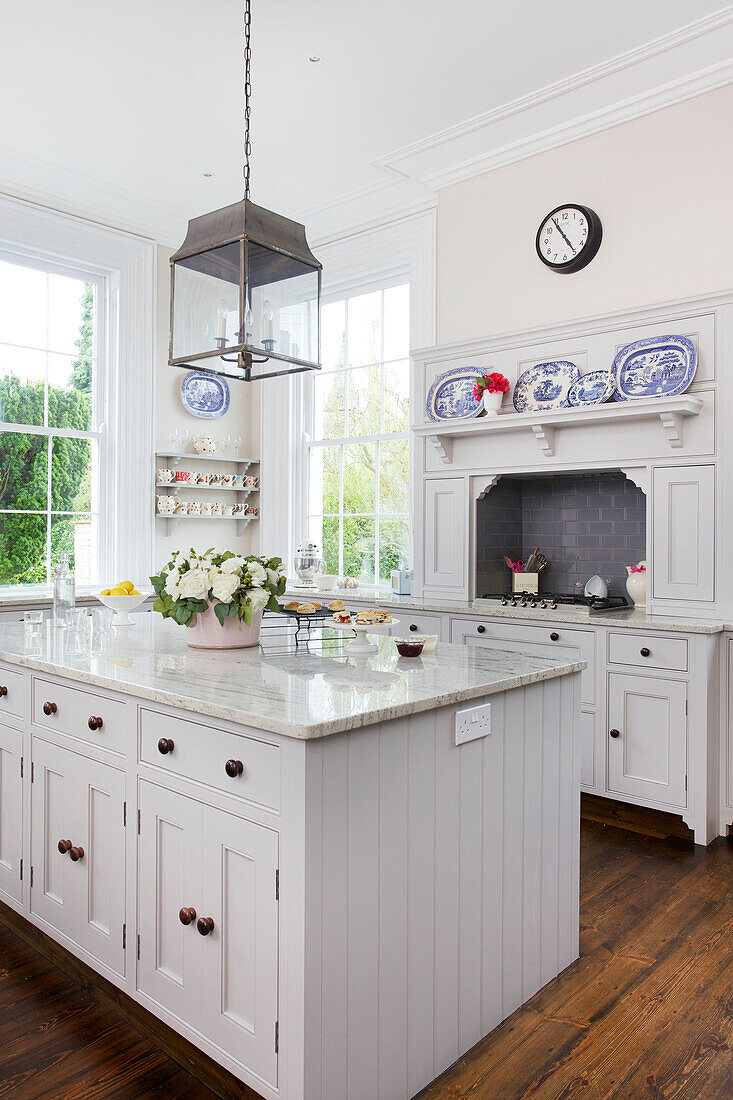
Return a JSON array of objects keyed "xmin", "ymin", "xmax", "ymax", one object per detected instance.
[{"xmin": 53, "ymin": 553, "xmax": 76, "ymax": 627}]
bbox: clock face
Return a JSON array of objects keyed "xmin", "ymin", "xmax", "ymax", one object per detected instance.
[{"xmin": 535, "ymin": 204, "xmax": 602, "ymax": 274}]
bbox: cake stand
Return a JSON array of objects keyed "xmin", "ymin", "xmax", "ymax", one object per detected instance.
[{"xmin": 326, "ymin": 617, "xmax": 399, "ymax": 656}]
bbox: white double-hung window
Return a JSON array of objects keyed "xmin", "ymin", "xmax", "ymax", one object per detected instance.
[{"xmin": 305, "ymin": 281, "xmax": 411, "ymax": 586}]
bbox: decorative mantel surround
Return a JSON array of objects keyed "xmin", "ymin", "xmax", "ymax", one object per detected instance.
[{"xmin": 410, "ymin": 290, "xmax": 732, "ymax": 621}]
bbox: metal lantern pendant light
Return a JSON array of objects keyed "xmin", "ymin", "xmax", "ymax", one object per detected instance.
[{"xmin": 168, "ymin": 0, "xmax": 322, "ymax": 382}]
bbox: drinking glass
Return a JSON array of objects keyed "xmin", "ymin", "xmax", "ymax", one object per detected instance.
[
  {"xmin": 92, "ymin": 607, "xmax": 114, "ymax": 633},
  {"xmin": 70, "ymin": 608, "xmax": 89, "ymax": 639},
  {"xmin": 23, "ymin": 610, "xmax": 44, "ymax": 641}
]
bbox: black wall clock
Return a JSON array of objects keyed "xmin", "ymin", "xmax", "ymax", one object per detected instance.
[{"xmin": 535, "ymin": 204, "xmax": 602, "ymax": 274}]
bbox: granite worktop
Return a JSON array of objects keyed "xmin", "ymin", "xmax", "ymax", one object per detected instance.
[
  {"xmin": 0, "ymin": 616, "xmax": 583, "ymax": 740},
  {"xmin": 285, "ymin": 588, "xmax": 727, "ymax": 635}
]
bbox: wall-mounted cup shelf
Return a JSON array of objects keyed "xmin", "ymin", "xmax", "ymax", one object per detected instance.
[
  {"xmin": 412, "ymin": 395, "xmax": 704, "ymax": 463},
  {"xmin": 155, "ymin": 514, "xmax": 258, "ymax": 536},
  {"xmin": 156, "ymin": 451, "xmax": 259, "ymax": 467},
  {"xmin": 156, "ymin": 483, "xmax": 259, "ymax": 493}
]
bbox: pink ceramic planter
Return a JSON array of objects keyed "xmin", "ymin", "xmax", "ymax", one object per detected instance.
[{"xmin": 187, "ymin": 603, "xmax": 263, "ymax": 649}]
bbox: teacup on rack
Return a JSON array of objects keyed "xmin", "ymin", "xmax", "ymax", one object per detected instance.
[
  {"xmin": 222, "ymin": 503, "xmax": 234, "ymax": 516},
  {"xmin": 158, "ymin": 468, "xmax": 174, "ymax": 484},
  {"xmin": 245, "ymin": 474, "xmax": 259, "ymax": 488},
  {"xmin": 209, "ymin": 472, "xmax": 222, "ymax": 486},
  {"xmin": 188, "ymin": 501, "xmax": 201, "ymax": 516},
  {"xmin": 200, "ymin": 501, "xmax": 212, "ymax": 516},
  {"xmin": 194, "ymin": 471, "xmax": 210, "ymax": 486},
  {"xmin": 174, "ymin": 470, "xmax": 190, "ymax": 483},
  {"xmin": 245, "ymin": 504, "xmax": 259, "ymax": 516},
  {"xmin": 211, "ymin": 501, "xmax": 223, "ymax": 516},
  {"xmin": 174, "ymin": 500, "xmax": 189, "ymax": 515},
  {"xmin": 232, "ymin": 502, "xmax": 245, "ymax": 516},
  {"xmin": 221, "ymin": 474, "xmax": 234, "ymax": 488},
  {"xmin": 232, "ymin": 473, "xmax": 244, "ymax": 488},
  {"xmin": 157, "ymin": 495, "xmax": 176, "ymax": 514}
]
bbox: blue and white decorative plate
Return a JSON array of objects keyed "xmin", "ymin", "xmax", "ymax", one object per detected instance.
[
  {"xmin": 513, "ymin": 361, "xmax": 580, "ymax": 413},
  {"xmin": 426, "ymin": 367, "xmax": 483, "ymax": 422},
  {"xmin": 180, "ymin": 371, "xmax": 230, "ymax": 419},
  {"xmin": 614, "ymin": 335, "xmax": 696, "ymax": 401},
  {"xmin": 567, "ymin": 370, "xmax": 615, "ymax": 407}
]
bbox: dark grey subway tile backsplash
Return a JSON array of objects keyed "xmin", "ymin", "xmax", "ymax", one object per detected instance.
[{"xmin": 476, "ymin": 472, "xmax": 646, "ymax": 596}]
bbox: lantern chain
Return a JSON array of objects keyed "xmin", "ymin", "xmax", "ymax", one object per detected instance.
[{"xmin": 243, "ymin": 0, "xmax": 252, "ymax": 201}]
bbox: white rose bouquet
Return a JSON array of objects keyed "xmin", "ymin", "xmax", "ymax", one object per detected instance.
[{"xmin": 151, "ymin": 549, "xmax": 286, "ymax": 628}]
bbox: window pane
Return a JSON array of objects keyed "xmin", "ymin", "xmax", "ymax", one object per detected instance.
[
  {"xmin": 379, "ymin": 518, "xmax": 410, "ymax": 583},
  {"xmin": 51, "ymin": 513, "xmax": 94, "ymax": 585},
  {"xmin": 383, "ymin": 284, "xmax": 409, "ymax": 361},
  {"xmin": 379, "ymin": 438, "xmax": 410, "ymax": 514},
  {"xmin": 343, "ymin": 516, "xmax": 375, "ymax": 584},
  {"xmin": 347, "ymin": 290, "xmax": 381, "ymax": 367},
  {"xmin": 48, "ymin": 276, "xmax": 94, "ymax": 357},
  {"xmin": 308, "ymin": 515, "xmax": 339, "ymax": 575},
  {"xmin": 383, "ymin": 360, "xmax": 410, "ymax": 433},
  {"xmin": 51, "ymin": 437, "xmax": 93, "ymax": 512},
  {"xmin": 310, "ymin": 445, "xmax": 340, "ymax": 516},
  {"xmin": 343, "ymin": 442, "xmax": 375, "ymax": 514},
  {"xmin": 0, "ymin": 431, "xmax": 47, "ymax": 510},
  {"xmin": 347, "ymin": 365, "xmax": 380, "ymax": 436},
  {"xmin": 313, "ymin": 371, "xmax": 345, "ymax": 440},
  {"xmin": 0, "ymin": 261, "xmax": 46, "ymax": 349},
  {"xmin": 0, "ymin": 512, "xmax": 47, "ymax": 585},
  {"xmin": 47, "ymin": 352, "xmax": 93, "ymax": 430},
  {"xmin": 321, "ymin": 300, "xmax": 346, "ymax": 370},
  {"xmin": 0, "ymin": 346, "xmax": 46, "ymax": 426}
]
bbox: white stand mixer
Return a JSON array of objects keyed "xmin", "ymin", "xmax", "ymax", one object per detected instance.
[{"xmin": 293, "ymin": 541, "xmax": 327, "ymax": 589}]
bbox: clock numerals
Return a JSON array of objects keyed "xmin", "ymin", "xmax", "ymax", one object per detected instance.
[{"xmin": 536, "ymin": 205, "xmax": 601, "ymax": 273}]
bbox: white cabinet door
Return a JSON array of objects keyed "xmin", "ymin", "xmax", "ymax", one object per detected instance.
[
  {"xmin": 607, "ymin": 673, "xmax": 687, "ymax": 808},
  {"xmin": 200, "ymin": 805, "xmax": 279, "ymax": 1087},
  {"xmin": 31, "ymin": 738, "xmax": 126, "ymax": 974},
  {"xmin": 424, "ymin": 478, "xmax": 466, "ymax": 592},
  {"xmin": 652, "ymin": 465, "xmax": 715, "ymax": 602},
  {"xmin": 0, "ymin": 722, "xmax": 23, "ymax": 904},
  {"xmin": 138, "ymin": 781, "xmax": 203, "ymax": 1024}
]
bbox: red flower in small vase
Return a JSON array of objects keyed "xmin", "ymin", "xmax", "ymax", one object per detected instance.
[{"xmin": 474, "ymin": 371, "xmax": 510, "ymax": 399}]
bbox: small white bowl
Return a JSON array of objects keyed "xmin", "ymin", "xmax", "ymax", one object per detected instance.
[
  {"xmin": 319, "ymin": 575, "xmax": 338, "ymax": 591},
  {"xmin": 97, "ymin": 591, "xmax": 149, "ymax": 625}
]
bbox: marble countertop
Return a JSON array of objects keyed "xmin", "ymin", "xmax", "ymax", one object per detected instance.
[
  {"xmin": 285, "ymin": 589, "xmax": 726, "ymax": 635},
  {"xmin": 0, "ymin": 617, "xmax": 583, "ymax": 740}
]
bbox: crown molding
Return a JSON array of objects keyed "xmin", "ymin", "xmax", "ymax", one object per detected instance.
[{"xmin": 299, "ymin": 6, "xmax": 733, "ymax": 239}]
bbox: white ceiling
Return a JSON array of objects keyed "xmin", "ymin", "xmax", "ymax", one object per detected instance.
[{"xmin": 0, "ymin": 0, "xmax": 729, "ymax": 242}]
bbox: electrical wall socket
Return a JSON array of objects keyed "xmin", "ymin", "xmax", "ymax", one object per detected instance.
[{"xmin": 454, "ymin": 701, "xmax": 492, "ymax": 746}]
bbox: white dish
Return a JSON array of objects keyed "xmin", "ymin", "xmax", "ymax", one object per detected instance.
[
  {"xmin": 97, "ymin": 591, "xmax": 150, "ymax": 626},
  {"xmin": 326, "ymin": 617, "xmax": 399, "ymax": 655}
]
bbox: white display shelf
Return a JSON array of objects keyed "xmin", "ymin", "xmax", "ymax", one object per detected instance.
[
  {"xmin": 412, "ymin": 395, "xmax": 704, "ymax": 462},
  {"xmin": 156, "ymin": 451, "xmax": 259, "ymax": 467},
  {"xmin": 156, "ymin": 483, "xmax": 259, "ymax": 493},
  {"xmin": 155, "ymin": 513, "xmax": 258, "ymax": 536}
]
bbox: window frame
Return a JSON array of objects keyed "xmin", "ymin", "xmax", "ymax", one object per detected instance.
[
  {"xmin": 304, "ymin": 277, "xmax": 411, "ymax": 589},
  {"xmin": 0, "ymin": 194, "xmax": 154, "ymax": 594}
]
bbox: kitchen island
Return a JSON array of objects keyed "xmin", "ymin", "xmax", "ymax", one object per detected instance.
[{"xmin": 0, "ymin": 616, "xmax": 583, "ymax": 1100}]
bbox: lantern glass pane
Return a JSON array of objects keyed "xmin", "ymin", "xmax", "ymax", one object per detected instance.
[
  {"xmin": 246, "ymin": 243, "xmax": 319, "ymax": 365},
  {"xmin": 171, "ymin": 243, "xmax": 241, "ymax": 361}
]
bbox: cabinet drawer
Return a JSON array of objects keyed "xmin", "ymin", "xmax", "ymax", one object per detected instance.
[
  {"xmin": 139, "ymin": 709, "xmax": 280, "ymax": 812},
  {"xmin": 453, "ymin": 618, "xmax": 595, "ymax": 704},
  {"xmin": 32, "ymin": 677, "xmax": 127, "ymax": 755},
  {"xmin": 607, "ymin": 632, "xmax": 688, "ymax": 672},
  {"xmin": 389, "ymin": 611, "xmax": 445, "ymax": 640},
  {"xmin": 0, "ymin": 664, "xmax": 26, "ymax": 721}
]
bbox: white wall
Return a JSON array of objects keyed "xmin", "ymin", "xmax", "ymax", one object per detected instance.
[
  {"xmin": 154, "ymin": 244, "xmax": 260, "ymax": 567},
  {"xmin": 437, "ymin": 86, "xmax": 733, "ymax": 343}
]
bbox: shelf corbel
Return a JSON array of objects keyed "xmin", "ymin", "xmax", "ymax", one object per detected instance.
[
  {"xmin": 530, "ymin": 423, "xmax": 556, "ymax": 458},
  {"xmin": 428, "ymin": 433, "xmax": 453, "ymax": 464},
  {"xmin": 659, "ymin": 410, "xmax": 684, "ymax": 448}
]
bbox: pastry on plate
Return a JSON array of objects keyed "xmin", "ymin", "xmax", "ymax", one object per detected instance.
[
  {"xmin": 328, "ymin": 599, "xmax": 346, "ymax": 612},
  {"xmin": 333, "ymin": 610, "xmax": 352, "ymax": 623},
  {"xmin": 283, "ymin": 600, "xmax": 301, "ymax": 611},
  {"xmin": 373, "ymin": 609, "xmax": 392, "ymax": 623},
  {"xmin": 355, "ymin": 609, "xmax": 378, "ymax": 625},
  {"xmin": 297, "ymin": 602, "xmax": 318, "ymax": 614}
]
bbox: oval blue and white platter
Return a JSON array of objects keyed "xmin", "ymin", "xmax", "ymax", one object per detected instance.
[
  {"xmin": 614, "ymin": 335, "xmax": 696, "ymax": 401},
  {"xmin": 513, "ymin": 361, "xmax": 580, "ymax": 413},
  {"xmin": 567, "ymin": 370, "xmax": 615, "ymax": 407},
  {"xmin": 426, "ymin": 367, "xmax": 483, "ymax": 422},
  {"xmin": 180, "ymin": 370, "xmax": 231, "ymax": 419}
]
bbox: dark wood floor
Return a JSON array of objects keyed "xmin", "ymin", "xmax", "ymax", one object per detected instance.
[
  {"xmin": 1, "ymin": 822, "xmax": 731, "ymax": 1099},
  {"xmin": 421, "ymin": 821, "xmax": 733, "ymax": 1099}
]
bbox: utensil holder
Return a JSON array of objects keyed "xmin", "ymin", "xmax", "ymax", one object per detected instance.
[{"xmin": 512, "ymin": 572, "xmax": 539, "ymax": 594}]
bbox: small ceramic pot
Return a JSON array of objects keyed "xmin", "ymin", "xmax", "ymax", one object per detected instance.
[
  {"xmin": 211, "ymin": 501, "xmax": 223, "ymax": 516},
  {"xmin": 156, "ymin": 495, "xmax": 175, "ymax": 515},
  {"xmin": 482, "ymin": 390, "xmax": 504, "ymax": 416},
  {"xmin": 222, "ymin": 504, "xmax": 234, "ymax": 517},
  {"xmin": 200, "ymin": 501, "xmax": 212, "ymax": 516},
  {"xmin": 232, "ymin": 503, "xmax": 245, "ymax": 516},
  {"xmin": 158, "ymin": 468, "xmax": 174, "ymax": 484},
  {"xmin": 195, "ymin": 472, "xmax": 210, "ymax": 486},
  {"xmin": 221, "ymin": 474, "xmax": 234, "ymax": 488},
  {"xmin": 188, "ymin": 501, "xmax": 201, "ymax": 516},
  {"xmin": 193, "ymin": 435, "xmax": 219, "ymax": 455},
  {"xmin": 174, "ymin": 470, "xmax": 190, "ymax": 483},
  {"xmin": 625, "ymin": 564, "xmax": 647, "ymax": 608},
  {"xmin": 209, "ymin": 473, "xmax": 222, "ymax": 486},
  {"xmin": 245, "ymin": 475, "xmax": 259, "ymax": 488},
  {"xmin": 174, "ymin": 500, "xmax": 189, "ymax": 515},
  {"xmin": 187, "ymin": 604, "xmax": 262, "ymax": 649},
  {"xmin": 232, "ymin": 474, "xmax": 245, "ymax": 488},
  {"xmin": 245, "ymin": 505, "xmax": 258, "ymax": 516}
]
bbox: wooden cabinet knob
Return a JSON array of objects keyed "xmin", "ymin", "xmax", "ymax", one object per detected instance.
[
  {"xmin": 550, "ymin": 632, "xmax": 560, "ymax": 642},
  {"xmin": 609, "ymin": 728, "xmax": 620, "ymax": 739},
  {"xmin": 57, "ymin": 839, "xmax": 72, "ymax": 854},
  {"xmin": 477, "ymin": 625, "xmax": 486, "ymax": 634},
  {"xmin": 225, "ymin": 759, "xmax": 244, "ymax": 778},
  {"xmin": 640, "ymin": 647, "xmax": 651, "ymax": 658},
  {"xmin": 69, "ymin": 846, "xmax": 85, "ymax": 862},
  {"xmin": 409, "ymin": 623, "xmax": 418, "ymax": 632},
  {"xmin": 179, "ymin": 906, "xmax": 197, "ymax": 925},
  {"xmin": 157, "ymin": 737, "xmax": 175, "ymax": 755},
  {"xmin": 0, "ymin": 685, "xmax": 7, "ymax": 697},
  {"xmin": 197, "ymin": 916, "xmax": 215, "ymax": 936},
  {"xmin": 43, "ymin": 701, "xmax": 57, "ymax": 715},
  {"xmin": 88, "ymin": 715, "xmax": 104, "ymax": 730}
]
